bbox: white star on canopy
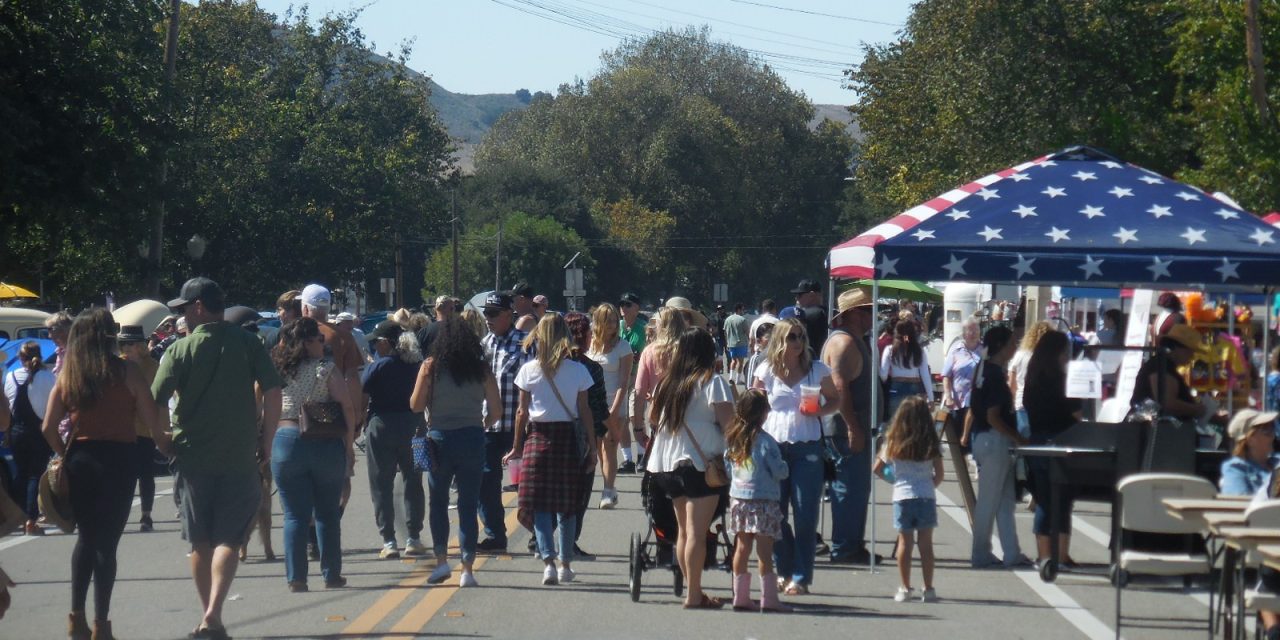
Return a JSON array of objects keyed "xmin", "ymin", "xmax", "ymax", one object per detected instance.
[
  {"xmin": 877, "ymin": 256, "xmax": 900, "ymax": 277},
  {"xmin": 1108, "ymin": 186, "xmax": 1134, "ymax": 198},
  {"xmin": 1080, "ymin": 205, "xmax": 1106, "ymax": 219},
  {"xmin": 1175, "ymin": 192, "xmax": 1201, "ymax": 201},
  {"xmin": 1007, "ymin": 173, "xmax": 1031, "ymax": 182},
  {"xmin": 942, "ymin": 254, "xmax": 968, "ymax": 278},
  {"xmin": 1042, "ymin": 186, "xmax": 1067, "ymax": 198},
  {"xmin": 1250, "ymin": 228, "xmax": 1275, "ymax": 246},
  {"xmin": 1038, "ymin": 160, "xmax": 1058, "ymax": 168},
  {"xmin": 1113, "ymin": 227, "xmax": 1138, "ymax": 244},
  {"xmin": 1045, "ymin": 227, "xmax": 1070, "ymax": 243},
  {"xmin": 1146, "ymin": 256, "xmax": 1173, "ymax": 280},
  {"xmin": 1215, "ymin": 258, "xmax": 1240, "ymax": 282},
  {"xmin": 1078, "ymin": 255, "xmax": 1104, "ymax": 279},
  {"xmin": 1138, "ymin": 175, "xmax": 1163, "ymax": 185},
  {"xmin": 945, "ymin": 209, "xmax": 970, "ymax": 221},
  {"xmin": 1147, "ymin": 205, "xmax": 1172, "ymax": 219},
  {"xmin": 911, "ymin": 228, "xmax": 936, "ymax": 242},
  {"xmin": 1180, "ymin": 227, "xmax": 1207, "ymax": 245},
  {"xmin": 1012, "ymin": 205, "xmax": 1038, "ymax": 218},
  {"xmin": 975, "ymin": 188, "xmax": 1000, "ymax": 200},
  {"xmin": 1214, "ymin": 208, "xmax": 1240, "ymax": 221},
  {"xmin": 1099, "ymin": 161, "xmax": 1124, "ymax": 169},
  {"xmin": 1071, "ymin": 171, "xmax": 1097, "ymax": 182},
  {"xmin": 1010, "ymin": 254, "xmax": 1036, "ymax": 279},
  {"xmin": 978, "ymin": 226, "xmax": 1003, "ymax": 242}
]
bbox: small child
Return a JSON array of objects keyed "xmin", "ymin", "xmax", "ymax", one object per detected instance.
[
  {"xmin": 873, "ymin": 395, "xmax": 944, "ymax": 603},
  {"xmin": 722, "ymin": 389, "xmax": 789, "ymax": 612}
]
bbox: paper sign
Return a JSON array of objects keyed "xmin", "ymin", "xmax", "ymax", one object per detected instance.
[{"xmin": 1066, "ymin": 359, "xmax": 1104, "ymax": 399}]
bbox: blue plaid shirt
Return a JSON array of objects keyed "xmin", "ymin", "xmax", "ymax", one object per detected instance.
[{"xmin": 482, "ymin": 328, "xmax": 530, "ymax": 432}]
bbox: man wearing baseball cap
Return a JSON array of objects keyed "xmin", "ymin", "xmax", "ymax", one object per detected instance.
[
  {"xmin": 476, "ymin": 292, "xmax": 532, "ymax": 551},
  {"xmin": 617, "ymin": 293, "xmax": 647, "ymax": 471},
  {"xmin": 300, "ymin": 284, "xmax": 364, "ymax": 422},
  {"xmin": 152, "ymin": 277, "xmax": 283, "ymax": 638},
  {"xmin": 780, "ymin": 279, "xmax": 828, "ymax": 356},
  {"xmin": 821, "ymin": 288, "xmax": 880, "ymax": 564},
  {"xmin": 510, "ymin": 282, "xmax": 538, "ymax": 332}
]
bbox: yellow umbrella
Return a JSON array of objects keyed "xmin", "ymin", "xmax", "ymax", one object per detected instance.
[{"xmin": 0, "ymin": 283, "xmax": 38, "ymax": 299}]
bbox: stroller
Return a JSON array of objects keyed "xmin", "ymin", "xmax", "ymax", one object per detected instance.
[{"xmin": 628, "ymin": 471, "xmax": 735, "ymax": 602}]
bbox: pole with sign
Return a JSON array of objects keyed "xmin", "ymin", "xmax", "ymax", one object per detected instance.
[{"xmin": 563, "ymin": 252, "xmax": 586, "ymax": 312}]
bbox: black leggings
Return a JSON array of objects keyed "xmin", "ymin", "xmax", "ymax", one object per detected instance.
[
  {"xmin": 134, "ymin": 437, "xmax": 156, "ymax": 514},
  {"xmin": 66, "ymin": 441, "xmax": 136, "ymax": 620},
  {"xmin": 8, "ymin": 423, "xmax": 52, "ymax": 519}
]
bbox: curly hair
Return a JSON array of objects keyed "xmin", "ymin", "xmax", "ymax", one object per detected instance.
[
  {"xmin": 272, "ymin": 317, "xmax": 322, "ymax": 380},
  {"xmin": 429, "ymin": 317, "xmax": 487, "ymax": 385},
  {"xmin": 764, "ymin": 318, "xmax": 812, "ymax": 379},
  {"xmin": 1019, "ymin": 320, "xmax": 1055, "ymax": 352},
  {"xmin": 724, "ymin": 389, "xmax": 771, "ymax": 465}
]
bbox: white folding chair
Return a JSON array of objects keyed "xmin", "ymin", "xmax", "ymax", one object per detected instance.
[
  {"xmin": 1240, "ymin": 501, "xmax": 1280, "ymax": 639},
  {"xmin": 1114, "ymin": 473, "xmax": 1215, "ymax": 640}
]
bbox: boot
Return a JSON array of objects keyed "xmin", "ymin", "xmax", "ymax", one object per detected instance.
[
  {"xmin": 91, "ymin": 620, "xmax": 114, "ymax": 640},
  {"xmin": 759, "ymin": 574, "xmax": 791, "ymax": 613},
  {"xmin": 68, "ymin": 612, "xmax": 91, "ymax": 640},
  {"xmin": 732, "ymin": 573, "xmax": 753, "ymax": 611}
]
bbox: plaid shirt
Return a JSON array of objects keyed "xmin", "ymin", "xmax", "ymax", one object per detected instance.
[{"xmin": 482, "ymin": 328, "xmax": 530, "ymax": 432}]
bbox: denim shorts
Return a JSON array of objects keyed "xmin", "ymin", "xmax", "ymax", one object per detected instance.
[
  {"xmin": 893, "ymin": 498, "xmax": 938, "ymax": 532},
  {"xmin": 727, "ymin": 345, "xmax": 748, "ymax": 359}
]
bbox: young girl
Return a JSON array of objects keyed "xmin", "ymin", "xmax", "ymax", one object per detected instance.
[
  {"xmin": 723, "ymin": 390, "xmax": 790, "ymax": 612},
  {"xmin": 873, "ymin": 395, "xmax": 944, "ymax": 603}
]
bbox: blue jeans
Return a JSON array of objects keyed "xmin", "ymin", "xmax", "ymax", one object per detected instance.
[
  {"xmin": 533, "ymin": 511, "xmax": 575, "ymax": 564},
  {"xmin": 1016, "ymin": 408, "xmax": 1030, "ymax": 439},
  {"xmin": 829, "ymin": 423, "xmax": 872, "ymax": 558},
  {"xmin": 773, "ymin": 440, "xmax": 825, "ymax": 585},
  {"xmin": 271, "ymin": 428, "xmax": 346, "ymax": 584},
  {"xmin": 887, "ymin": 380, "xmax": 924, "ymax": 421},
  {"xmin": 480, "ymin": 430, "xmax": 514, "ymax": 544},
  {"xmin": 971, "ymin": 430, "xmax": 1021, "ymax": 566},
  {"xmin": 427, "ymin": 427, "xmax": 485, "ymax": 564}
]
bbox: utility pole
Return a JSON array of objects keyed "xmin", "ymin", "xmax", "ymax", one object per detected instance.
[
  {"xmin": 147, "ymin": 0, "xmax": 182, "ymax": 297},
  {"xmin": 494, "ymin": 217, "xmax": 503, "ymax": 292},
  {"xmin": 394, "ymin": 232, "xmax": 404, "ymax": 309},
  {"xmin": 451, "ymin": 189, "xmax": 459, "ymax": 296},
  {"xmin": 1245, "ymin": 0, "xmax": 1274, "ymax": 127}
]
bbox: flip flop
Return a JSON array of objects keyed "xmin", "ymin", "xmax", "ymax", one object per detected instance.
[{"xmin": 682, "ymin": 593, "xmax": 725, "ymax": 610}]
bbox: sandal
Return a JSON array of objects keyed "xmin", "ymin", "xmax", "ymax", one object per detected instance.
[
  {"xmin": 784, "ymin": 582, "xmax": 809, "ymax": 596},
  {"xmin": 682, "ymin": 593, "xmax": 725, "ymax": 610}
]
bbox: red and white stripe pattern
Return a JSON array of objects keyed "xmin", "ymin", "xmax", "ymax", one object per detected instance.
[
  {"xmin": 1265, "ymin": 212, "xmax": 1280, "ymax": 227},
  {"xmin": 828, "ymin": 154, "xmax": 1051, "ymax": 280}
]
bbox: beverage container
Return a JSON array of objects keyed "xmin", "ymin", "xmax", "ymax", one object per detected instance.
[
  {"xmin": 799, "ymin": 385, "xmax": 821, "ymax": 415},
  {"xmin": 508, "ymin": 458, "xmax": 522, "ymax": 485}
]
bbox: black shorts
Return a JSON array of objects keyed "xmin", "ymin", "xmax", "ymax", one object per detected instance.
[{"xmin": 652, "ymin": 464, "xmax": 724, "ymax": 500}]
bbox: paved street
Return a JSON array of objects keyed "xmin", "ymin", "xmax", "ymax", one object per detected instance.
[{"xmin": 2, "ymin": 441, "xmax": 1219, "ymax": 639}]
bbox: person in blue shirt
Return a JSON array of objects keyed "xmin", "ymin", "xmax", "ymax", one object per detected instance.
[{"xmin": 1220, "ymin": 408, "xmax": 1280, "ymax": 496}]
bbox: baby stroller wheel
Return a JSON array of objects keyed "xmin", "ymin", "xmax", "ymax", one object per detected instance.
[
  {"xmin": 629, "ymin": 533, "xmax": 643, "ymax": 602},
  {"xmin": 672, "ymin": 565, "xmax": 684, "ymax": 597}
]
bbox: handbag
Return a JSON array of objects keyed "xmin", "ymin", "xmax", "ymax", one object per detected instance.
[
  {"xmin": 299, "ymin": 363, "xmax": 347, "ymax": 440},
  {"xmin": 410, "ymin": 424, "xmax": 433, "ymax": 473},
  {"xmin": 545, "ymin": 370, "xmax": 591, "ymax": 464}
]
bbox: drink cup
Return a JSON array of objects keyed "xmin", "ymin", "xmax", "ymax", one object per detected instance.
[
  {"xmin": 508, "ymin": 458, "xmax": 522, "ymax": 485},
  {"xmin": 799, "ymin": 385, "xmax": 821, "ymax": 415}
]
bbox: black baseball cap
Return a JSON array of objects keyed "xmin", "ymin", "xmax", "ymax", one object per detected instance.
[
  {"xmin": 510, "ymin": 282, "xmax": 533, "ymax": 298},
  {"xmin": 790, "ymin": 279, "xmax": 821, "ymax": 294},
  {"xmin": 168, "ymin": 277, "xmax": 225, "ymax": 311},
  {"xmin": 367, "ymin": 320, "xmax": 404, "ymax": 343},
  {"xmin": 619, "ymin": 292, "xmax": 641, "ymax": 306},
  {"xmin": 484, "ymin": 292, "xmax": 514, "ymax": 311}
]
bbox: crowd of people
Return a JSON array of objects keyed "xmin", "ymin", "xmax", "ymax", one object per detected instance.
[{"xmin": 8, "ymin": 272, "xmax": 1280, "ymax": 637}]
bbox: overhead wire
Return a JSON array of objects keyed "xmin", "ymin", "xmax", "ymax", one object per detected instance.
[{"xmin": 727, "ymin": 0, "xmax": 904, "ymax": 27}]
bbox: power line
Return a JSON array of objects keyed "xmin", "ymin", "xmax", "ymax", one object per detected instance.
[{"xmin": 727, "ymin": 0, "xmax": 903, "ymax": 27}]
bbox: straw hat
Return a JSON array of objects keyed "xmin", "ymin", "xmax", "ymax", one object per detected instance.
[
  {"xmin": 836, "ymin": 288, "xmax": 874, "ymax": 315},
  {"xmin": 664, "ymin": 297, "xmax": 707, "ymax": 329},
  {"xmin": 38, "ymin": 469, "xmax": 75, "ymax": 534}
]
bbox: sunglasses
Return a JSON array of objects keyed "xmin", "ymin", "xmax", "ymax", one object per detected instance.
[
  {"xmin": 483, "ymin": 308, "xmax": 504, "ymax": 318},
  {"xmin": 785, "ymin": 332, "xmax": 803, "ymax": 342}
]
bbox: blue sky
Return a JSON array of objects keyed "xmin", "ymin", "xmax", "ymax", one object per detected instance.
[{"xmin": 252, "ymin": 0, "xmax": 916, "ymax": 105}]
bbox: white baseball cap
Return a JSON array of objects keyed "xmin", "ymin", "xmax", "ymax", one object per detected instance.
[{"xmin": 301, "ymin": 284, "xmax": 331, "ymax": 308}]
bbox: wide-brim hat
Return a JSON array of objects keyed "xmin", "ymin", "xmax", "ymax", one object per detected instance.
[
  {"xmin": 1164, "ymin": 324, "xmax": 1204, "ymax": 352},
  {"xmin": 837, "ymin": 288, "xmax": 875, "ymax": 315},
  {"xmin": 37, "ymin": 470, "xmax": 75, "ymax": 534}
]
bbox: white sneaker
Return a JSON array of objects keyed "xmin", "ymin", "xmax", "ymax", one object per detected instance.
[
  {"xmin": 404, "ymin": 538, "xmax": 428, "ymax": 557},
  {"xmin": 557, "ymin": 566, "xmax": 575, "ymax": 583},
  {"xmin": 427, "ymin": 562, "xmax": 451, "ymax": 585},
  {"xmin": 920, "ymin": 587, "xmax": 938, "ymax": 602},
  {"xmin": 599, "ymin": 489, "xmax": 618, "ymax": 509},
  {"xmin": 542, "ymin": 565, "xmax": 558, "ymax": 585},
  {"xmin": 894, "ymin": 586, "xmax": 914, "ymax": 602},
  {"xmin": 459, "ymin": 571, "xmax": 478, "ymax": 588},
  {"xmin": 379, "ymin": 542, "xmax": 400, "ymax": 559}
]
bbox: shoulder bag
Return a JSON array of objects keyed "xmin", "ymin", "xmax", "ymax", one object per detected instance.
[
  {"xmin": 682, "ymin": 419, "xmax": 729, "ymax": 488},
  {"xmin": 545, "ymin": 368, "xmax": 590, "ymax": 463},
  {"xmin": 300, "ymin": 361, "xmax": 347, "ymax": 440}
]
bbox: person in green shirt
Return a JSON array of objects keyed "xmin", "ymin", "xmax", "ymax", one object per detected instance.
[
  {"xmin": 617, "ymin": 293, "xmax": 647, "ymax": 472},
  {"xmin": 151, "ymin": 278, "xmax": 283, "ymax": 640}
]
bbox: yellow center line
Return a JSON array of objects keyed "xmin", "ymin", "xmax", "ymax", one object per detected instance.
[{"xmin": 342, "ymin": 492, "xmax": 518, "ymax": 636}]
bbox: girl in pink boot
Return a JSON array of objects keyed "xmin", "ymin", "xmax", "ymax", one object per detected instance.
[
  {"xmin": 723, "ymin": 390, "xmax": 790, "ymax": 612},
  {"xmin": 873, "ymin": 396, "xmax": 944, "ymax": 603}
]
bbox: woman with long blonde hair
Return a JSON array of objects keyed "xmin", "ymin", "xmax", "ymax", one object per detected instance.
[
  {"xmin": 1008, "ymin": 320, "xmax": 1055, "ymax": 438},
  {"xmin": 588, "ymin": 303, "xmax": 633, "ymax": 509},
  {"xmin": 631, "ymin": 307, "xmax": 688, "ymax": 458},
  {"xmin": 750, "ymin": 317, "xmax": 839, "ymax": 596},
  {"xmin": 503, "ymin": 313, "xmax": 596, "ymax": 585},
  {"xmin": 647, "ymin": 328, "xmax": 733, "ymax": 608}
]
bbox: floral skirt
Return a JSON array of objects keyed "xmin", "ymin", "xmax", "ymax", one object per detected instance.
[{"xmin": 726, "ymin": 497, "xmax": 783, "ymax": 540}]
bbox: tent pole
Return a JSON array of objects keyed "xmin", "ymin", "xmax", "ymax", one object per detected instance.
[
  {"xmin": 869, "ymin": 278, "xmax": 880, "ymax": 574},
  {"xmin": 1265, "ymin": 288, "xmax": 1273, "ymax": 411},
  {"xmin": 1229, "ymin": 293, "xmax": 1236, "ymax": 414}
]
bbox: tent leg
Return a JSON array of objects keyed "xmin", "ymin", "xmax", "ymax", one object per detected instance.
[
  {"xmin": 1265, "ymin": 289, "xmax": 1273, "ymax": 411},
  {"xmin": 869, "ymin": 278, "xmax": 879, "ymax": 574},
  {"xmin": 1228, "ymin": 293, "xmax": 1236, "ymax": 414}
]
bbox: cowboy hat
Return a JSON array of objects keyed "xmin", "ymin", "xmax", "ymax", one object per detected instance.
[
  {"xmin": 836, "ymin": 288, "xmax": 874, "ymax": 315},
  {"xmin": 38, "ymin": 469, "xmax": 75, "ymax": 534}
]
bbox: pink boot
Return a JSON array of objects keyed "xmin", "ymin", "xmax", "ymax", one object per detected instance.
[
  {"xmin": 732, "ymin": 573, "xmax": 754, "ymax": 611},
  {"xmin": 760, "ymin": 573, "xmax": 791, "ymax": 612}
]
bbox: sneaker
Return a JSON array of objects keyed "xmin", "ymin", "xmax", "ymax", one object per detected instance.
[
  {"xmin": 920, "ymin": 587, "xmax": 938, "ymax": 602},
  {"xmin": 617, "ymin": 460, "xmax": 636, "ymax": 474},
  {"xmin": 379, "ymin": 542, "xmax": 400, "ymax": 559},
  {"xmin": 476, "ymin": 538, "xmax": 507, "ymax": 553},
  {"xmin": 404, "ymin": 538, "xmax": 428, "ymax": 557},
  {"xmin": 459, "ymin": 571, "xmax": 478, "ymax": 588},
  {"xmin": 139, "ymin": 515, "xmax": 154, "ymax": 532},
  {"xmin": 557, "ymin": 566, "xmax": 575, "ymax": 583},
  {"xmin": 894, "ymin": 586, "xmax": 914, "ymax": 602},
  {"xmin": 324, "ymin": 576, "xmax": 347, "ymax": 589},
  {"xmin": 289, "ymin": 581, "xmax": 309, "ymax": 593},
  {"xmin": 527, "ymin": 538, "xmax": 538, "ymax": 553},
  {"xmin": 428, "ymin": 562, "xmax": 452, "ymax": 585},
  {"xmin": 542, "ymin": 565, "xmax": 558, "ymax": 586},
  {"xmin": 599, "ymin": 488, "xmax": 618, "ymax": 509},
  {"xmin": 573, "ymin": 544, "xmax": 595, "ymax": 561},
  {"xmin": 1005, "ymin": 554, "xmax": 1034, "ymax": 569}
]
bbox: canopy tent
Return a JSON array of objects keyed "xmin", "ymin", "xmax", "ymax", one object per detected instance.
[
  {"xmin": 847, "ymin": 278, "xmax": 942, "ymax": 303},
  {"xmin": 0, "ymin": 283, "xmax": 37, "ymax": 300},
  {"xmin": 829, "ymin": 146, "xmax": 1280, "ymax": 288}
]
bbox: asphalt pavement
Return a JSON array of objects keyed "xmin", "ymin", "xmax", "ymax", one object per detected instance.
[{"xmin": 1, "ymin": 438, "xmax": 1221, "ymax": 639}]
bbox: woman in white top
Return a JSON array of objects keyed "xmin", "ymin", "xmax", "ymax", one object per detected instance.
[
  {"xmin": 646, "ymin": 327, "xmax": 733, "ymax": 608},
  {"xmin": 751, "ymin": 318, "xmax": 838, "ymax": 595},
  {"xmin": 504, "ymin": 314, "xmax": 596, "ymax": 586},
  {"xmin": 1006, "ymin": 321, "xmax": 1054, "ymax": 439},
  {"xmin": 588, "ymin": 303, "xmax": 633, "ymax": 509},
  {"xmin": 879, "ymin": 319, "xmax": 933, "ymax": 420},
  {"xmin": 4, "ymin": 341, "xmax": 55, "ymax": 535}
]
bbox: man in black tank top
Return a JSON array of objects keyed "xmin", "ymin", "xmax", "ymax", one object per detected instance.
[{"xmin": 821, "ymin": 288, "xmax": 880, "ymax": 565}]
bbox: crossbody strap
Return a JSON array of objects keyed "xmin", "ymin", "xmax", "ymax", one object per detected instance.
[{"xmin": 545, "ymin": 369, "xmax": 578, "ymax": 420}]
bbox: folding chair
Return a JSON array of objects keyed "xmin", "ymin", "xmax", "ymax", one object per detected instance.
[
  {"xmin": 1114, "ymin": 473, "xmax": 1215, "ymax": 640},
  {"xmin": 1240, "ymin": 501, "xmax": 1280, "ymax": 639}
]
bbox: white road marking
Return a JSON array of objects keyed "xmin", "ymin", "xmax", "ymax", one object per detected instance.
[{"xmin": 0, "ymin": 486, "xmax": 173, "ymax": 552}]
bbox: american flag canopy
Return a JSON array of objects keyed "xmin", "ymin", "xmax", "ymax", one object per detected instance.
[{"xmin": 828, "ymin": 146, "xmax": 1280, "ymax": 288}]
